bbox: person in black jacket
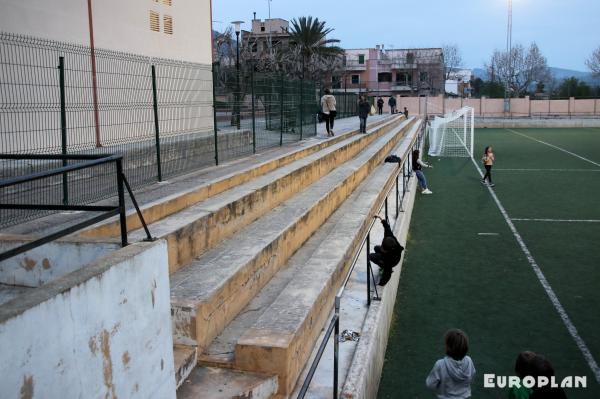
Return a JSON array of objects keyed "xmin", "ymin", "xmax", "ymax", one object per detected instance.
[
  {"xmin": 388, "ymin": 96, "xmax": 397, "ymax": 114},
  {"xmin": 377, "ymin": 97, "xmax": 384, "ymax": 115},
  {"xmin": 369, "ymin": 215, "xmax": 404, "ymax": 286},
  {"xmin": 358, "ymin": 96, "xmax": 370, "ymax": 133}
]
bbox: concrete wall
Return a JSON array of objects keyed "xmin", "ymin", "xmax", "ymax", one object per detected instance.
[
  {"xmin": 0, "ymin": 236, "xmax": 120, "ymax": 287},
  {"xmin": 475, "ymin": 118, "xmax": 600, "ymax": 129},
  {"xmin": 393, "ymin": 95, "xmax": 600, "ymax": 118},
  {"xmin": 0, "ymin": 240, "xmax": 176, "ymax": 399},
  {"xmin": 0, "ymin": 0, "xmax": 213, "ymax": 64}
]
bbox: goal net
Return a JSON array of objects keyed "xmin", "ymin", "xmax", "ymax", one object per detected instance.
[{"xmin": 427, "ymin": 106, "xmax": 474, "ymax": 158}]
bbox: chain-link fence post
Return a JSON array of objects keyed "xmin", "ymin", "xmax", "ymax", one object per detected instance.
[
  {"xmin": 58, "ymin": 56, "xmax": 68, "ymax": 205},
  {"xmin": 212, "ymin": 62, "xmax": 219, "ymax": 166},
  {"xmin": 251, "ymin": 67, "xmax": 257, "ymax": 154},
  {"xmin": 151, "ymin": 65, "xmax": 163, "ymax": 182},
  {"xmin": 300, "ymin": 77, "xmax": 304, "ymax": 141},
  {"xmin": 280, "ymin": 71, "xmax": 284, "ymax": 146}
]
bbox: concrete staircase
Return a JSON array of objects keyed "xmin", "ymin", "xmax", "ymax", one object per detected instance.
[{"xmin": 83, "ymin": 115, "xmax": 417, "ymax": 398}]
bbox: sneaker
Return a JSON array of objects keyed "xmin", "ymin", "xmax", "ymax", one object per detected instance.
[
  {"xmin": 481, "ymin": 180, "xmax": 488, "ymax": 185},
  {"xmin": 489, "ymin": 183, "xmax": 495, "ymax": 187},
  {"xmin": 422, "ymin": 189, "xmax": 433, "ymax": 194}
]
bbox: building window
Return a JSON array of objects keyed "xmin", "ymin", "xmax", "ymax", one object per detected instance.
[
  {"xmin": 396, "ymin": 72, "xmax": 412, "ymax": 85},
  {"xmin": 261, "ymin": 26, "xmax": 266, "ymax": 32},
  {"xmin": 378, "ymin": 72, "xmax": 392, "ymax": 82},
  {"xmin": 149, "ymin": 11, "xmax": 160, "ymax": 32},
  {"xmin": 406, "ymin": 52, "xmax": 415, "ymax": 64},
  {"xmin": 251, "ymin": 42, "xmax": 258, "ymax": 52},
  {"xmin": 358, "ymin": 54, "xmax": 365, "ymax": 64},
  {"xmin": 420, "ymin": 72, "xmax": 429, "ymax": 82},
  {"xmin": 351, "ymin": 75, "xmax": 360, "ymax": 84},
  {"xmin": 163, "ymin": 15, "xmax": 173, "ymax": 34}
]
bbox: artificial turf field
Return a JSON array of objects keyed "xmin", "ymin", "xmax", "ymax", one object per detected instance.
[{"xmin": 378, "ymin": 127, "xmax": 600, "ymax": 398}]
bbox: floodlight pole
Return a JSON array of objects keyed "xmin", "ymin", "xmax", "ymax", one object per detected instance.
[
  {"xmin": 504, "ymin": 0, "xmax": 512, "ymax": 114},
  {"xmin": 232, "ymin": 21, "xmax": 244, "ymax": 130}
]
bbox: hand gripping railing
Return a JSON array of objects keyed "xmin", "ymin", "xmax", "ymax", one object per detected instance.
[
  {"xmin": 0, "ymin": 153, "xmax": 153, "ymax": 262},
  {"xmin": 297, "ymin": 121, "xmax": 424, "ymax": 399}
]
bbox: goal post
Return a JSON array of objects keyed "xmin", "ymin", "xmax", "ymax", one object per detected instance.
[{"xmin": 427, "ymin": 106, "xmax": 474, "ymax": 158}]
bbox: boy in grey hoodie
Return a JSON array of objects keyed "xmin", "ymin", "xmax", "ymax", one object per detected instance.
[{"xmin": 426, "ymin": 329, "xmax": 476, "ymax": 399}]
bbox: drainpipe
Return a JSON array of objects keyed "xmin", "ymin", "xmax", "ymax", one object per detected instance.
[{"xmin": 87, "ymin": 0, "xmax": 102, "ymax": 147}]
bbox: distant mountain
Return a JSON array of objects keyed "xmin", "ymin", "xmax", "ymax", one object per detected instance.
[{"xmin": 472, "ymin": 67, "xmax": 597, "ymax": 84}]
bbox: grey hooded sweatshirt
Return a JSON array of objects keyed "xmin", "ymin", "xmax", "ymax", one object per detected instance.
[{"xmin": 425, "ymin": 355, "xmax": 476, "ymax": 399}]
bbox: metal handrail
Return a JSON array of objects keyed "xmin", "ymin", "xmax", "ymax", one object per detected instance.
[
  {"xmin": 0, "ymin": 154, "xmax": 153, "ymax": 262},
  {"xmin": 297, "ymin": 121, "xmax": 425, "ymax": 398}
]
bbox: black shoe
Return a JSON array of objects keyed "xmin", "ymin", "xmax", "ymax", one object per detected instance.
[
  {"xmin": 378, "ymin": 269, "xmax": 392, "ymax": 286},
  {"xmin": 489, "ymin": 183, "xmax": 495, "ymax": 187}
]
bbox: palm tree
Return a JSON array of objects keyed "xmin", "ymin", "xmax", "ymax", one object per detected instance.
[{"xmin": 289, "ymin": 16, "xmax": 344, "ymax": 81}]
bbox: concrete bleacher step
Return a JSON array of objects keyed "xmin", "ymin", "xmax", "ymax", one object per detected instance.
[
  {"xmin": 124, "ymin": 116, "xmax": 409, "ymax": 274},
  {"xmin": 79, "ymin": 116, "xmax": 395, "ymax": 240},
  {"xmin": 177, "ymin": 366, "xmax": 278, "ymax": 399},
  {"xmin": 169, "ymin": 118, "xmax": 413, "ymax": 360},
  {"xmin": 198, "ymin": 121, "xmax": 421, "ymax": 397},
  {"xmin": 174, "ymin": 345, "xmax": 198, "ymax": 389}
]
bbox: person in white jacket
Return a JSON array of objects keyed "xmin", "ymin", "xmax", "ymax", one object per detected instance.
[
  {"xmin": 426, "ymin": 329, "xmax": 476, "ymax": 399},
  {"xmin": 320, "ymin": 89, "xmax": 337, "ymax": 137}
]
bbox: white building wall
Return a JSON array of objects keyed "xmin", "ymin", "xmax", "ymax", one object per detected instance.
[
  {"xmin": 0, "ymin": 0, "xmax": 213, "ymax": 64},
  {"xmin": 0, "ymin": 241, "xmax": 176, "ymax": 399}
]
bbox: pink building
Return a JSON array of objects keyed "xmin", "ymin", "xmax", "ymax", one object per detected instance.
[{"xmin": 335, "ymin": 46, "xmax": 445, "ymax": 98}]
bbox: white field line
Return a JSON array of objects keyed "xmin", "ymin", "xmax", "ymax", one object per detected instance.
[
  {"xmin": 511, "ymin": 218, "xmax": 600, "ymax": 223},
  {"xmin": 506, "ymin": 128, "xmax": 600, "ymax": 168},
  {"xmin": 494, "ymin": 168, "xmax": 600, "ymax": 172},
  {"xmin": 470, "ymin": 157, "xmax": 600, "ymax": 383}
]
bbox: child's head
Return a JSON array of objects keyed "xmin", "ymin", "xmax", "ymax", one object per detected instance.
[
  {"xmin": 444, "ymin": 329, "xmax": 469, "ymax": 361},
  {"xmin": 412, "ymin": 149, "xmax": 420, "ymax": 162},
  {"xmin": 531, "ymin": 354, "xmax": 555, "ymax": 378},
  {"xmin": 514, "ymin": 351, "xmax": 536, "ymax": 379},
  {"xmin": 484, "ymin": 146, "xmax": 493, "ymax": 154}
]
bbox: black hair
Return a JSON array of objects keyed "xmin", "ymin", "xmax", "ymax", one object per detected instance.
[
  {"xmin": 324, "ymin": 88, "xmax": 331, "ymax": 94},
  {"xmin": 515, "ymin": 351, "xmax": 537, "ymax": 379},
  {"xmin": 445, "ymin": 329, "xmax": 469, "ymax": 360},
  {"xmin": 484, "ymin": 146, "xmax": 491, "ymax": 155}
]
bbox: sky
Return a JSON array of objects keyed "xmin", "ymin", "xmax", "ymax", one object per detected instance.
[{"xmin": 212, "ymin": 0, "xmax": 600, "ymax": 72}]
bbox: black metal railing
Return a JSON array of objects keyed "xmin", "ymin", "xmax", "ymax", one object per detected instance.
[
  {"xmin": 296, "ymin": 121, "xmax": 424, "ymax": 399},
  {"xmin": 0, "ymin": 153, "xmax": 152, "ymax": 262}
]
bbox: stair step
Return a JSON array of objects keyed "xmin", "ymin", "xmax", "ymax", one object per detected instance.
[
  {"xmin": 79, "ymin": 116, "xmax": 396, "ymax": 240},
  {"xmin": 234, "ymin": 121, "xmax": 421, "ymax": 397},
  {"xmin": 177, "ymin": 366, "xmax": 277, "ymax": 399},
  {"xmin": 174, "ymin": 345, "xmax": 197, "ymax": 389},
  {"xmin": 131, "ymin": 117, "xmax": 405, "ymax": 274},
  {"xmin": 169, "ymin": 119, "xmax": 412, "ymax": 353}
]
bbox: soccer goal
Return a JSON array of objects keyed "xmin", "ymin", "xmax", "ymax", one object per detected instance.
[{"xmin": 427, "ymin": 106, "xmax": 474, "ymax": 158}]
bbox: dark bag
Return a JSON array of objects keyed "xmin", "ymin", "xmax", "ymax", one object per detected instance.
[
  {"xmin": 317, "ymin": 111, "xmax": 324, "ymax": 123},
  {"xmin": 384, "ymin": 155, "xmax": 402, "ymax": 164}
]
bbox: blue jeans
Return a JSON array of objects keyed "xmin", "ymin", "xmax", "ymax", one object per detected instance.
[
  {"xmin": 359, "ymin": 116, "xmax": 367, "ymax": 133},
  {"xmin": 415, "ymin": 170, "xmax": 428, "ymax": 190}
]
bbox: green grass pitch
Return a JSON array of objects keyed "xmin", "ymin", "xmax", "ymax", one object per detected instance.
[{"xmin": 378, "ymin": 127, "xmax": 600, "ymax": 399}]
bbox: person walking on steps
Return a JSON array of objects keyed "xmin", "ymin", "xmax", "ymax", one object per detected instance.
[
  {"xmin": 481, "ymin": 146, "xmax": 495, "ymax": 187},
  {"xmin": 321, "ymin": 89, "xmax": 337, "ymax": 137},
  {"xmin": 403, "ymin": 107, "xmax": 409, "ymax": 118},
  {"xmin": 412, "ymin": 149, "xmax": 433, "ymax": 194},
  {"xmin": 388, "ymin": 96, "xmax": 397, "ymax": 114},
  {"xmin": 377, "ymin": 97, "xmax": 384, "ymax": 115},
  {"xmin": 369, "ymin": 215, "xmax": 404, "ymax": 286},
  {"xmin": 358, "ymin": 96, "xmax": 370, "ymax": 133}
]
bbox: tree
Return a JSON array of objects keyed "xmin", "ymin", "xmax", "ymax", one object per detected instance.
[
  {"xmin": 558, "ymin": 77, "xmax": 591, "ymax": 98},
  {"xmin": 442, "ymin": 44, "xmax": 463, "ymax": 80},
  {"xmin": 586, "ymin": 46, "xmax": 600, "ymax": 77},
  {"xmin": 486, "ymin": 42, "xmax": 550, "ymax": 97},
  {"xmin": 288, "ymin": 16, "xmax": 344, "ymax": 84}
]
